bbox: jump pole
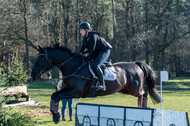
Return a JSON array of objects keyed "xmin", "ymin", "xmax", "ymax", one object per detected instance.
[{"xmin": 160, "ymin": 71, "xmax": 168, "ymax": 126}]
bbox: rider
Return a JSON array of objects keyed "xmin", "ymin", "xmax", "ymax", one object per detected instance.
[{"xmin": 75, "ymin": 22, "xmax": 112, "ymax": 91}]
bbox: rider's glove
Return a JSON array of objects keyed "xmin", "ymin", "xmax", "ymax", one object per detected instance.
[{"xmin": 73, "ymin": 52, "xmax": 83, "ymax": 56}]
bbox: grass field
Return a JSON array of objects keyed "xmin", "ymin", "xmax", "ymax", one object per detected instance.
[{"xmin": 11, "ymin": 80, "xmax": 190, "ymax": 126}]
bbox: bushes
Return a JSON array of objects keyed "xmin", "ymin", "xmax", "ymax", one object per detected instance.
[
  {"xmin": 0, "ymin": 56, "xmax": 29, "ymax": 87},
  {"xmin": 0, "ymin": 57, "xmax": 33, "ymax": 126},
  {"xmin": 0, "ymin": 63, "xmax": 8, "ymax": 87},
  {"xmin": 0, "ymin": 57, "xmax": 29, "ymax": 107},
  {"xmin": 6, "ymin": 57, "xmax": 29, "ymax": 87},
  {"xmin": 0, "ymin": 63, "xmax": 8, "ymax": 107},
  {"xmin": 0, "ymin": 108, "xmax": 34, "ymax": 126}
]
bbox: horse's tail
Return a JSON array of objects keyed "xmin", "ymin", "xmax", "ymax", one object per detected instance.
[{"xmin": 135, "ymin": 61, "xmax": 161, "ymax": 104}]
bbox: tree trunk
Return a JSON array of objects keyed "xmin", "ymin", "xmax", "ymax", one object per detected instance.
[
  {"xmin": 62, "ymin": 1, "xmax": 69, "ymax": 47},
  {"xmin": 145, "ymin": 44, "xmax": 150, "ymax": 65},
  {"xmin": 23, "ymin": 0, "xmax": 29, "ymax": 75},
  {"xmin": 144, "ymin": 0, "xmax": 150, "ymax": 65},
  {"xmin": 131, "ymin": 7, "xmax": 136, "ymax": 61},
  {"xmin": 153, "ymin": 40, "xmax": 159, "ymax": 70},
  {"xmin": 125, "ymin": 0, "xmax": 131, "ymax": 39},
  {"xmin": 75, "ymin": 0, "xmax": 79, "ymax": 51},
  {"xmin": 112, "ymin": 0, "xmax": 117, "ymax": 62},
  {"xmin": 124, "ymin": 0, "xmax": 131, "ymax": 62}
]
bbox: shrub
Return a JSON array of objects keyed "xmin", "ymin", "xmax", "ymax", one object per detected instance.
[
  {"xmin": 0, "ymin": 63, "xmax": 8, "ymax": 107},
  {"xmin": 6, "ymin": 56, "xmax": 29, "ymax": 87},
  {"xmin": 0, "ymin": 56, "xmax": 30, "ymax": 107},
  {"xmin": 0, "ymin": 108, "xmax": 34, "ymax": 126},
  {"xmin": 0, "ymin": 63, "xmax": 7, "ymax": 87}
]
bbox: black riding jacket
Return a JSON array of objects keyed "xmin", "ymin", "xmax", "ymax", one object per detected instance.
[{"xmin": 79, "ymin": 31, "xmax": 112, "ymax": 57}]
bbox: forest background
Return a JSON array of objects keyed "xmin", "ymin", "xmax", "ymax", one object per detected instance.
[{"xmin": 0, "ymin": 0, "xmax": 190, "ymax": 79}]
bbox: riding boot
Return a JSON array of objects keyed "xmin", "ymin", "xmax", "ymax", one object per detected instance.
[
  {"xmin": 95, "ymin": 67, "xmax": 106, "ymax": 91},
  {"xmin": 50, "ymin": 100, "xmax": 60, "ymax": 124}
]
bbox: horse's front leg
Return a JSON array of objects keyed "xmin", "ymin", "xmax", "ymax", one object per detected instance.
[
  {"xmin": 50, "ymin": 88, "xmax": 82, "ymax": 124},
  {"xmin": 55, "ymin": 87, "xmax": 82, "ymax": 101},
  {"xmin": 50, "ymin": 87, "xmax": 68, "ymax": 124},
  {"xmin": 50, "ymin": 100, "xmax": 61, "ymax": 124}
]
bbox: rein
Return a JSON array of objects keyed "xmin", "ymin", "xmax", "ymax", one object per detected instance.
[
  {"xmin": 56, "ymin": 57, "xmax": 75, "ymax": 68},
  {"xmin": 62, "ymin": 58, "xmax": 95, "ymax": 81},
  {"xmin": 37, "ymin": 49, "xmax": 95, "ymax": 81}
]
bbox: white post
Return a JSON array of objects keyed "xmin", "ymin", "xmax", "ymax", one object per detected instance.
[
  {"xmin": 160, "ymin": 80, "xmax": 163, "ymax": 126},
  {"xmin": 160, "ymin": 71, "xmax": 168, "ymax": 126}
]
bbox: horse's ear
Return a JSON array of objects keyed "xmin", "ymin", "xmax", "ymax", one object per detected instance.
[
  {"xmin": 51, "ymin": 43, "xmax": 59, "ymax": 48},
  {"xmin": 37, "ymin": 46, "xmax": 43, "ymax": 52}
]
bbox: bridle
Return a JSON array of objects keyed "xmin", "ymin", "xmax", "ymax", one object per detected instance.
[
  {"xmin": 32, "ymin": 49, "xmax": 53, "ymax": 79},
  {"xmin": 56, "ymin": 54, "xmax": 94, "ymax": 81},
  {"xmin": 33, "ymin": 49, "xmax": 94, "ymax": 81}
]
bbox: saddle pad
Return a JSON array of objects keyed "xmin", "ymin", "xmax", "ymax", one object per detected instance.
[{"xmin": 89, "ymin": 64, "xmax": 117, "ymax": 81}]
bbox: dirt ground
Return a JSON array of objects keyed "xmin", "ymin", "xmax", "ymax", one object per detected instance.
[
  {"xmin": 16, "ymin": 105, "xmax": 51, "ymax": 117},
  {"xmin": 16, "ymin": 105, "xmax": 74, "ymax": 117},
  {"xmin": 20, "ymin": 109, "xmax": 51, "ymax": 117}
]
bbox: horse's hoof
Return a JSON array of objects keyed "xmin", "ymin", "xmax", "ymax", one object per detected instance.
[
  {"xmin": 54, "ymin": 121, "xmax": 59, "ymax": 124},
  {"xmin": 53, "ymin": 113, "xmax": 60, "ymax": 124}
]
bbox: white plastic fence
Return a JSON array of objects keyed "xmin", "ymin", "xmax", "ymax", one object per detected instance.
[{"xmin": 75, "ymin": 103, "xmax": 189, "ymax": 126}]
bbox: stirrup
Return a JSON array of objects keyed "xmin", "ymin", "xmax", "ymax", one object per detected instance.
[
  {"xmin": 96, "ymin": 83, "xmax": 106, "ymax": 91},
  {"xmin": 97, "ymin": 85, "xmax": 106, "ymax": 91}
]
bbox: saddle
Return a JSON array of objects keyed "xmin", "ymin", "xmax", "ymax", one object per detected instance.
[
  {"xmin": 86, "ymin": 59, "xmax": 117, "ymax": 97},
  {"xmin": 89, "ymin": 59, "xmax": 116, "ymax": 81}
]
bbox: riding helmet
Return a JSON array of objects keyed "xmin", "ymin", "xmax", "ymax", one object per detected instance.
[{"xmin": 78, "ymin": 22, "xmax": 91, "ymax": 29}]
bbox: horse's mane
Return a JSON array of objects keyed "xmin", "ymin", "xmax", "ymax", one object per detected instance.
[{"xmin": 45, "ymin": 43, "xmax": 73, "ymax": 53}]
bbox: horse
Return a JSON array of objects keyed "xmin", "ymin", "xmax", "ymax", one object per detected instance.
[{"xmin": 31, "ymin": 44, "xmax": 161, "ymax": 124}]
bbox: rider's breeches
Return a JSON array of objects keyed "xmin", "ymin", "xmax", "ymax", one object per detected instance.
[
  {"xmin": 92, "ymin": 49, "xmax": 110, "ymax": 84},
  {"xmin": 92, "ymin": 49, "xmax": 110, "ymax": 70}
]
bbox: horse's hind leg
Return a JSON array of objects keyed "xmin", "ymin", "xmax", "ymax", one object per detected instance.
[
  {"xmin": 138, "ymin": 87, "xmax": 148, "ymax": 108},
  {"xmin": 142, "ymin": 92, "xmax": 148, "ymax": 108},
  {"xmin": 138, "ymin": 93, "xmax": 148, "ymax": 108},
  {"xmin": 142, "ymin": 87, "xmax": 148, "ymax": 108},
  {"xmin": 138, "ymin": 96, "xmax": 143, "ymax": 107}
]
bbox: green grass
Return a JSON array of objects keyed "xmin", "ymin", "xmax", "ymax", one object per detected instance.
[
  {"xmin": 167, "ymin": 77, "xmax": 190, "ymax": 82},
  {"xmin": 11, "ymin": 80, "xmax": 190, "ymax": 125}
]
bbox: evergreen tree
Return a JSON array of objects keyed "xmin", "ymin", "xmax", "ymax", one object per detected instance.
[
  {"xmin": 6, "ymin": 56, "xmax": 29, "ymax": 87},
  {"xmin": 0, "ymin": 63, "xmax": 7, "ymax": 87}
]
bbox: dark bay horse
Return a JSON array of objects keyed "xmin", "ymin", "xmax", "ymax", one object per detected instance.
[{"xmin": 31, "ymin": 44, "xmax": 161, "ymax": 124}]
